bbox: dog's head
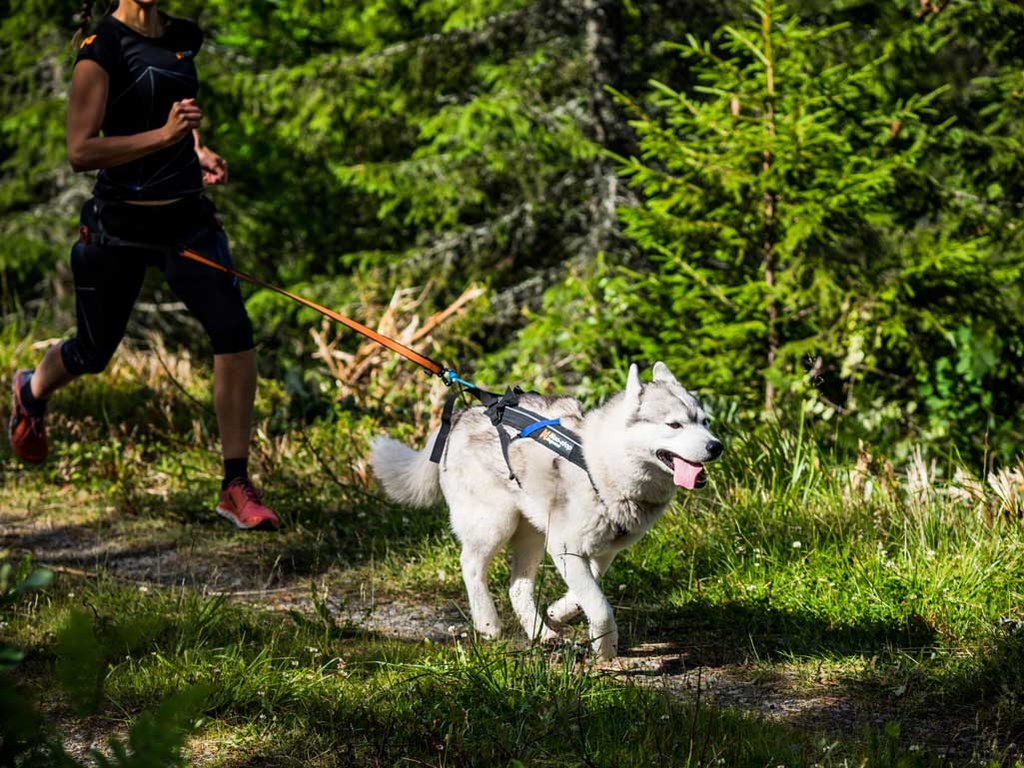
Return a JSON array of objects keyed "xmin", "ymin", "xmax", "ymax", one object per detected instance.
[{"xmin": 622, "ymin": 361, "xmax": 722, "ymax": 490}]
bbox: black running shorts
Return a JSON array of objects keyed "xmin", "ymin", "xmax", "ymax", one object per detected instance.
[{"xmin": 60, "ymin": 196, "xmax": 255, "ymax": 376}]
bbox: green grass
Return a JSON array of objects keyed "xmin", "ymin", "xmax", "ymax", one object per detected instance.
[
  {"xmin": 3, "ymin": 320, "xmax": 1024, "ymax": 766},
  {"xmin": 4, "ymin": 575, "xmax": 962, "ymax": 768}
]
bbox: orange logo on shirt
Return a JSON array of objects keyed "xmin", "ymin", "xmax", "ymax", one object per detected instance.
[{"xmin": 80, "ymin": 34, "xmax": 96, "ymax": 48}]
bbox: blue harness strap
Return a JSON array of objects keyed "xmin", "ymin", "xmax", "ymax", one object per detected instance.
[{"xmin": 519, "ymin": 418, "xmax": 561, "ymax": 438}]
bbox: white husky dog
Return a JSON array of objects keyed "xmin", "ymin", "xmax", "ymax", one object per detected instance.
[{"xmin": 369, "ymin": 362, "xmax": 722, "ymax": 659}]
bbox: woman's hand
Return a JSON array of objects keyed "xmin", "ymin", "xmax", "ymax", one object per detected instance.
[
  {"xmin": 162, "ymin": 98, "xmax": 203, "ymax": 143},
  {"xmin": 197, "ymin": 145, "xmax": 228, "ymax": 185},
  {"xmin": 194, "ymin": 133, "xmax": 228, "ymax": 185}
]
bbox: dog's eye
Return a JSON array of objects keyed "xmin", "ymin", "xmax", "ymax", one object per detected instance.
[{"xmin": 667, "ymin": 422, "xmax": 685, "ymax": 430}]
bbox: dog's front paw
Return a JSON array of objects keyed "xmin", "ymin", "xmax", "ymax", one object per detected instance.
[
  {"xmin": 474, "ymin": 623, "xmax": 502, "ymax": 640},
  {"xmin": 546, "ymin": 596, "xmax": 582, "ymax": 627},
  {"xmin": 592, "ymin": 655, "xmax": 630, "ymax": 673},
  {"xmin": 539, "ymin": 625, "xmax": 560, "ymax": 645},
  {"xmin": 591, "ymin": 627, "xmax": 618, "ymax": 661},
  {"xmin": 594, "ymin": 642, "xmax": 618, "ymax": 661}
]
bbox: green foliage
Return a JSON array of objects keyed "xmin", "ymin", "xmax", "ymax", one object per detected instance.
[
  {"xmin": 2, "ymin": 579, "xmax": 209, "ymax": 768},
  {"xmin": 0, "ymin": 556, "xmax": 54, "ymax": 607},
  {"xmin": 154, "ymin": 0, "xmax": 607, "ymax": 311},
  {"xmin": 0, "ymin": 0, "xmax": 84, "ymax": 293},
  {"xmin": 56, "ymin": 608, "xmax": 106, "ymax": 714},
  {"xmin": 613, "ymin": 1, "xmax": 924, "ymax": 396},
  {"xmin": 0, "ymin": 556, "xmax": 54, "ymax": 673},
  {"xmin": 0, "ymin": 557, "xmax": 66, "ymax": 766},
  {"xmin": 536, "ymin": 0, "xmax": 1024, "ymax": 461},
  {"xmin": 90, "ymin": 687, "xmax": 208, "ymax": 768},
  {"xmin": 4, "ymin": 0, "xmax": 1024, "ymax": 460}
]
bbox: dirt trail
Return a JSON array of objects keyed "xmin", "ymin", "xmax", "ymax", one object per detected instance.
[{"xmin": 0, "ymin": 500, "xmax": 993, "ymax": 764}]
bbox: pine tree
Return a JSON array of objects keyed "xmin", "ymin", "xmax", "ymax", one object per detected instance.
[
  {"xmin": 0, "ymin": 0, "xmax": 87, "ymax": 313},
  {"xmin": 183, "ymin": 0, "xmax": 721, "ymax": 386},
  {"xmin": 599, "ymin": 0, "xmax": 1024, "ymax": 460}
]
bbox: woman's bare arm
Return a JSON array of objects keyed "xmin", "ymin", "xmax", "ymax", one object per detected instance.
[{"xmin": 66, "ymin": 59, "xmax": 203, "ymax": 172}]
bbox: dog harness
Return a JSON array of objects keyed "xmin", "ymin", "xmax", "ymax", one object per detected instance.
[{"xmin": 429, "ymin": 386, "xmax": 592, "ymax": 487}]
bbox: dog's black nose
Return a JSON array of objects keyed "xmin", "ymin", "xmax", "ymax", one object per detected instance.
[{"xmin": 706, "ymin": 439, "xmax": 723, "ymax": 460}]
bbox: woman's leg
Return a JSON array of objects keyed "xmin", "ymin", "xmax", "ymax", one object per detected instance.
[
  {"xmin": 163, "ymin": 227, "xmax": 256, "ymax": 471},
  {"xmin": 28, "ymin": 342, "xmax": 75, "ymax": 400},
  {"xmin": 61, "ymin": 200, "xmax": 148, "ymax": 380},
  {"xmin": 209, "ymin": 346, "xmax": 278, "ymax": 530},
  {"xmin": 213, "ymin": 348, "xmax": 256, "ymax": 461},
  {"xmin": 11, "ymin": 200, "xmax": 145, "ymax": 463},
  {"xmin": 164, "ymin": 202, "xmax": 277, "ymax": 529}
]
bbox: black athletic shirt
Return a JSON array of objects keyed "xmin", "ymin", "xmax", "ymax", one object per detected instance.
[{"xmin": 75, "ymin": 14, "xmax": 204, "ymax": 201}]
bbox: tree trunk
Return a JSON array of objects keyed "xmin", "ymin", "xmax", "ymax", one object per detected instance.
[
  {"xmin": 582, "ymin": 0, "xmax": 628, "ymax": 260},
  {"xmin": 761, "ymin": 0, "xmax": 778, "ymax": 413}
]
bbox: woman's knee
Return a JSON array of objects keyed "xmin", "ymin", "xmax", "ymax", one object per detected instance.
[
  {"xmin": 208, "ymin": 314, "xmax": 254, "ymax": 356},
  {"xmin": 60, "ymin": 338, "xmax": 115, "ymax": 376}
]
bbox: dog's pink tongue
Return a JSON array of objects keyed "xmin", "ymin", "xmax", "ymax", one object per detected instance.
[{"xmin": 672, "ymin": 457, "xmax": 704, "ymax": 489}]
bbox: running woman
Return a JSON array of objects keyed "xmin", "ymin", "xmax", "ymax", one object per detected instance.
[{"xmin": 9, "ymin": 0, "xmax": 280, "ymax": 531}]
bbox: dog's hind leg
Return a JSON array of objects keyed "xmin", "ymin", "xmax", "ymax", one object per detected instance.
[
  {"xmin": 459, "ymin": 543, "xmax": 503, "ymax": 639},
  {"xmin": 548, "ymin": 542, "xmax": 618, "ymax": 660},
  {"xmin": 507, "ymin": 523, "xmax": 554, "ymax": 642},
  {"xmin": 453, "ymin": 501, "xmax": 518, "ymax": 640}
]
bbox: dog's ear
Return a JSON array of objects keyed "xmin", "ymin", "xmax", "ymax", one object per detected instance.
[
  {"xmin": 625, "ymin": 363, "xmax": 643, "ymax": 415},
  {"xmin": 652, "ymin": 361, "xmax": 678, "ymax": 386},
  {"xmin": 653, "ymin": 361, "xmax": 689, "ymax": 393}
]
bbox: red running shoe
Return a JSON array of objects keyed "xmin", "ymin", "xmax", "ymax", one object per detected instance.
[
  {"xmin": 216, "ymin": 479, "xmax": 281, "ymax": 531},
  {"xmin": 9, "ymin": 369, "xmax": 47, "ymax": 464}
]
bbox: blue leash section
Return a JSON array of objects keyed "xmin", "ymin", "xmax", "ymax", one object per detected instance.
[{"xmin": 441, "ymin": 369, "xmax": 477, "ymax": 389}]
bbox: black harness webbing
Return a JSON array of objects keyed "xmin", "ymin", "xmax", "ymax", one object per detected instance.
[
  {"xmin": 429, "ymin": 386, "xmax": 591, "ymax": 486},
  {"xmin": 80, "ymin": 225, "xmax": 175, "ymax": 252}
]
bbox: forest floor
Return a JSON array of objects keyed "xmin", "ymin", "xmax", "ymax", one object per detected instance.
[
  {"xmin": 3, "ymin": 336, "xmax": 1020, "ymax": 765},
  {"xmin": 0, "ymin": 486, "xmax": 1003, "ymax": 765}
]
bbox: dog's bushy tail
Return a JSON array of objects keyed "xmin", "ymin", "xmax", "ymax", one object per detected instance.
[{"xmin": 369, "ymin": 431, "xmax": 442, "ymax": 508}]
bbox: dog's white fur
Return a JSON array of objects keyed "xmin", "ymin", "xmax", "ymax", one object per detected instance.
[{"xmin": 370, "ymin": 362, "xmax": 721, "ymax": 659}]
